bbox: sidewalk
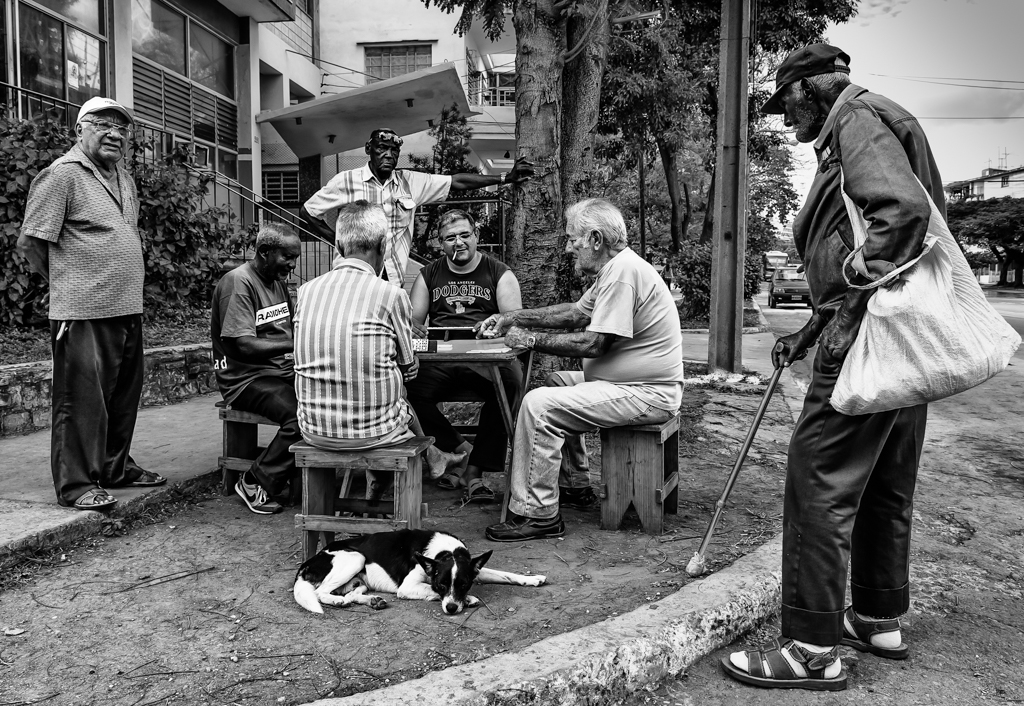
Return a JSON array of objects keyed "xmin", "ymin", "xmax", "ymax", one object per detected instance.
[{"xmin": 0, "ymin": 323, "xmax": 796, "ymax": 706}]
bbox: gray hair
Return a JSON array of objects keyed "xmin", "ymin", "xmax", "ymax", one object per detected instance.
[
  {"xmin": 255, "ymin": 221, "xmax": 298, "ymax": 252},
  {"xmin": 565, "ymin": 198, "xmax": 628, "ymax": 249},
  {"xmin": 335, "ymin": 200, "xmax": 387, "ymax": 255},
  {"xmin": 437, "ymin": 209, "xmax": 476, "ymax": 233},
  {"xmin": 803, "ymin": 57, "xmax": 851, "ymax": 99}
]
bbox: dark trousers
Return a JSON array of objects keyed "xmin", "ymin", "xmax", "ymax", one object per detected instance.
[
  {"xmin": 782, "ymin": 347, "xmax": 927, "ymax": 645},
  {"xmin": 231, "ymin": 375, "xmax": 300, "ymax": 498},
  {"xmin": 51, "ymin": 315, "xmax": 145, "ymax": 506},
  {"xmin": 406, "ymin": 360, "xmax": 523, "ymax": 473}
]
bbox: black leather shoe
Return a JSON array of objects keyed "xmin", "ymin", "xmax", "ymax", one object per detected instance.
[
  {"xmin": 559, "ymin": 486, "xmax": 599, "ymax": 510},
  {"xmin": 485, "ymin": 513, "xmax": 566, "ymax": 542}
]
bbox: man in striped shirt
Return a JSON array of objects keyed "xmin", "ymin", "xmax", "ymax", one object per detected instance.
[
  {"xmin": 293, "ymin": 201, "xmax": 420, "ymax": 499},
  {"xmin": 300, "ymin": 128, "xmax": 533, "ymax": 285}
]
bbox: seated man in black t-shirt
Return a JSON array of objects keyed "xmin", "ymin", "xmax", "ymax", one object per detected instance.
[
  {"xmin": 211, "ymin": 223, "xmax": 302, "ymax": 516},
  {"xmin": 406, "ymin": 210, "xmax": 524, "ymax": 503}
]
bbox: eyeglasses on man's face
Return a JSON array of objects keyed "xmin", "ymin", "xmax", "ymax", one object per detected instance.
[{"xmin": 83, "ymin": 120, "xmax": 133, "ymax": 138}]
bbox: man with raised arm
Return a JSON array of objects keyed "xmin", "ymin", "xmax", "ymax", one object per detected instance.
[{"xmin": 300, "ymin": 127, "xmax": 533, "ymax": 284}]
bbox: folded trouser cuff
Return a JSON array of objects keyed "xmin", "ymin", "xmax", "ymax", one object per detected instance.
[
  {"xmin": 851, "ymin": 581, "xmax": 910, "ymax": 619},
  {"xmin": 507, "ymin": 498, "xmax": 559, "ymax": 521},
  {"xmin": 781, "ymin": 604, "xmax": 845, "ymax": 646}
]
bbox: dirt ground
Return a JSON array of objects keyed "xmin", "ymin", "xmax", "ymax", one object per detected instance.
[{"xmin": 0, "ymin": 370, "xmax": 795, "ymax": 706}]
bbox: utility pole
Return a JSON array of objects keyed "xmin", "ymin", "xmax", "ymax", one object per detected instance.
[{"xmin": 708, "ymin": 0, "xmax": 751, "ymax": 373}]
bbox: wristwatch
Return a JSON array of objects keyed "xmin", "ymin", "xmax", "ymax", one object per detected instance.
[
  {"xmin": 499, "ymin": 172, "xmax": 508, "ymax": 185},
  {"xmin": 525, "ymin": 334, "xmax": 537, "ymax": 350}
]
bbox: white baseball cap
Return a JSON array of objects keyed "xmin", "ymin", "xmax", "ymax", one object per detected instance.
[{"xmin": 77, "ymin": 97, "xmax": 134, "ymax": 126}]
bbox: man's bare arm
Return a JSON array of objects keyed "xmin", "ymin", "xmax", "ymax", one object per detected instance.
[
  {"xmin": 16, "ymin": 233, "xmax": 49, "ymax": 281},
  {"xmin": 505, "ymin": 325, "xmax": 615, "ymax": 359},
  {"xmin": 476, "ymin": 302, "xmax": 590, "ymax": 338},
  {"xmin": 221, "ymin": 336, "xmax": 293, "ymax": 364},
  {"xmin": 299, "ymin": 205, "xmax": 335, "ymax": 242}
]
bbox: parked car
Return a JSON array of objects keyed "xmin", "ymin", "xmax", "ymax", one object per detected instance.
[{"xmin": 768, "ymin": 267, "xmax": 811, "ymax": 308}]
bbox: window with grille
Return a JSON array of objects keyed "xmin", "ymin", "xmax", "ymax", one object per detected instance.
[
  {"xmin": 1002, "ymin": 175, "xmax": 1010, "ymax": 188},
  {"xmin": 263, "ymin": 171, "xmax": 300, "ymax": 208},
  {"xmin": 364, "ymin": 45, "xmax": 431, "ymax": 84}
]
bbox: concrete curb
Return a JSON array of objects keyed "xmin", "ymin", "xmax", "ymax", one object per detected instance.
[
  {"xmin": 0, "ymin": 471, "xmax": 219, "ymax": 569},
  {"xmin": 306, "ymin": 537, "xmax": 782, "ymax": 706}
]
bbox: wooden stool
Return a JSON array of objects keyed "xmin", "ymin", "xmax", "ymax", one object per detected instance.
[
  {"xmin": 216, "ymin": 401, "xmax": 275, "ymax": 496},
  {"xmin": 598, "ymin": 414, "xmax": 680, "ymax": 535},
  {"xmin": 291, "ymin": 437, "xmax": 433, "ymax": 560}
]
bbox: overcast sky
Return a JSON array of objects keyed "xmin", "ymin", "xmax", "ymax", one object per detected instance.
[{"xmin": 786, "ymin": 0, "xmax": 1024, "ymax": 205}]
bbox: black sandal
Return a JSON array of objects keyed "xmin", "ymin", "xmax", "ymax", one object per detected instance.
[
  {"xmin": 720, "ymin": 638, "xmax": 847, "ymax": 691},
  {"xmin": 841, "ymin": 607, "xmax": 909, "ymax": 660},
  {"xmin": 72, "ymin": 488, "xmax": 117, "ymax": 511}
]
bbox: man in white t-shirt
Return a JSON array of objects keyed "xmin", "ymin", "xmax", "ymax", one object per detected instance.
[
  {"xmin": 300, "ymin": 128, "xmax": 534, "ymax": 284},
  {"xmin": 476, "ymin": 198, "xmax": 685, "ymax": 542}
]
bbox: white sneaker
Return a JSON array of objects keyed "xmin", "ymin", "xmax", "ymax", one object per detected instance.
[{"xmin": 235, "ymin": 477, "xmax": 283, "ymax": 515}]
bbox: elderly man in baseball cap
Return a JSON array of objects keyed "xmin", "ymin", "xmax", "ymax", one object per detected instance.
[
  {"xmin": 17, "ymin": 95, "xmax": 164, "ymax": 512},
  {"xmin": 720, "ymin": 44, "xmax": 944, "ymax": 691}
]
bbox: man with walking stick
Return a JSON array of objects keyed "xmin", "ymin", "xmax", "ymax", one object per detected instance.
[{"xmin": 720, "ymin": 44, "xmax": 943, "ymax": 691}]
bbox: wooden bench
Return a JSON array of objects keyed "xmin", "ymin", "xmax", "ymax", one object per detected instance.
[
  {"xmin": 290, "ymin": 437, "xmax": 434, "ymax": 560},
  {"xmin": 216, "ymin": 401, "xmax": 275, "ymax": 496},
  {"xmin": 598, "ymin": 414, "xmax": 680, "ymax": 535}
]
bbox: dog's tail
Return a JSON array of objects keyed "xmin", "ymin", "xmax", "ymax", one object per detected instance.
[{"xmin": 293, "ymin": 576, "xmax": 323, "ymax": 614}]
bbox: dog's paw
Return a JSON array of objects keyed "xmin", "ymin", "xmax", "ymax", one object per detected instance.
[
  {"xmin": 526, "ymin": 575, "xmax": 547, "ymax": 586},
  {"xmin": 369, "ymin": 596, "xmax": 388, "ymax": 611},
  {"xmin": 465, "ymin": 595, "xmax": 481, "ymax": 606}
]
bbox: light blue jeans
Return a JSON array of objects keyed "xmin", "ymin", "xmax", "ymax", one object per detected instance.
[{"xmin": 508, "ymin": 371, "xmax": 675, "ymax": 520}]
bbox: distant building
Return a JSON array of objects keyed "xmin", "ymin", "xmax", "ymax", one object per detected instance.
[{"xmin": 945, "ymin": 165, "xmax": 1024, "ymax": 202}]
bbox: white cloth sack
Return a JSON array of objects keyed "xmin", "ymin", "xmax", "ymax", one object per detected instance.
[{"xmin": 830, "ymin": 176, "xmax": 1021, "ymax": 416}]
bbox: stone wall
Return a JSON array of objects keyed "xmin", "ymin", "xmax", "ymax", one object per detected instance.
[{"xmin": 0, "ymin": 344, "xmax": 216, "ymax": 438}]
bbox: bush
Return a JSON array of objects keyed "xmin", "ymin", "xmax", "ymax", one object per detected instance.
[
  {"xmin": 130, "ymin": 139, "xmax": 242, "ymax": 319},
  {"xmin": 0, "ymin": 114, "xmax": 243, "ymax": 328},
  {"xmin": 0, "ymin": 115, "xmax": 75, "ymax": 326},
  {"xmin": 670, "ymin": 242, "xmax": 762, "ymax": 321}
]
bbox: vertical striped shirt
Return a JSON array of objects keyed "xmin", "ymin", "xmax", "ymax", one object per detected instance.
[
  {"xmin": 302, "ymin": 164, "xmax": 451, "ymax": 283},
  {"xmin": 293, "ymin": 258, "xmax": 415, "ymax": 440}
]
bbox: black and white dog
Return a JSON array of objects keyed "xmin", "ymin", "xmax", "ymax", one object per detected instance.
[{"xmin": 293, "ymin": 529, "xmax": 547, "ymax": 615}]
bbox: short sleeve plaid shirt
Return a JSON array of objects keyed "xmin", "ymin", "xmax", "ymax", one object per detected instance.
[
  {"xmin": 20, "ymin": 145, "xmax": 144, "ymax": 320},
  {"xmin": 303, "ymin": 164, "xmax": 451, "ymax": 283}
]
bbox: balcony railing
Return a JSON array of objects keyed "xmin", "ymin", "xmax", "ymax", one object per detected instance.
[{"xmin": 0, "ymin": 81, "xmax": 80, "ymax": 128}]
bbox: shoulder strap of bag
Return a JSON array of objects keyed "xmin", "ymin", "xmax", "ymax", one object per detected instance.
[{"xmin": 836, "ymin": 99, "xmax": 936, "ymax": 290}]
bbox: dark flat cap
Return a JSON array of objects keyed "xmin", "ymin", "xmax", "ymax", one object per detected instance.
[{"xmin": 761, "ymin": 43, "xmax": 850, "ymax": 114}]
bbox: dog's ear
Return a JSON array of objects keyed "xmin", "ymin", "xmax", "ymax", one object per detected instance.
[
  {"xmin": 469, "ymin": 550, "xmax": 493, "ymax": 575},
  {"xmin": 414, "ymin": 552, "xmax": 437, "ymax": 577}
]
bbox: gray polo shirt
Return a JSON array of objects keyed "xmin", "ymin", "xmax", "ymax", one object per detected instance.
[{"xmin": 21, "ymin": 144, "xmax": 144, "ymax": 320}]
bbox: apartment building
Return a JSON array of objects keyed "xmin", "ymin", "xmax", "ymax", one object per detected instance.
[{"xmin": 0, "ymin": 0, "xmax": 322, "ymax": 223}]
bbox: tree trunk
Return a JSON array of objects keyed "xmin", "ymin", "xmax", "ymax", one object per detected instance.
[
  {"xmin": 681, "ymin": 181, "xmax": 691, "ymax": 241},
  {"xmin": 657, "ymin": 136, "xmax": 682, "ymax": 251},
  {"xmin": 699, "ymin": 164, "xmax": 716, "ymax": 244},
  {"xmin": 560, "ymin": 0, "xmax": 608, "ymax": 296},
  {"xmin": 510, "ymin": 0, "xmax": 565, "ymax": 311}
]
